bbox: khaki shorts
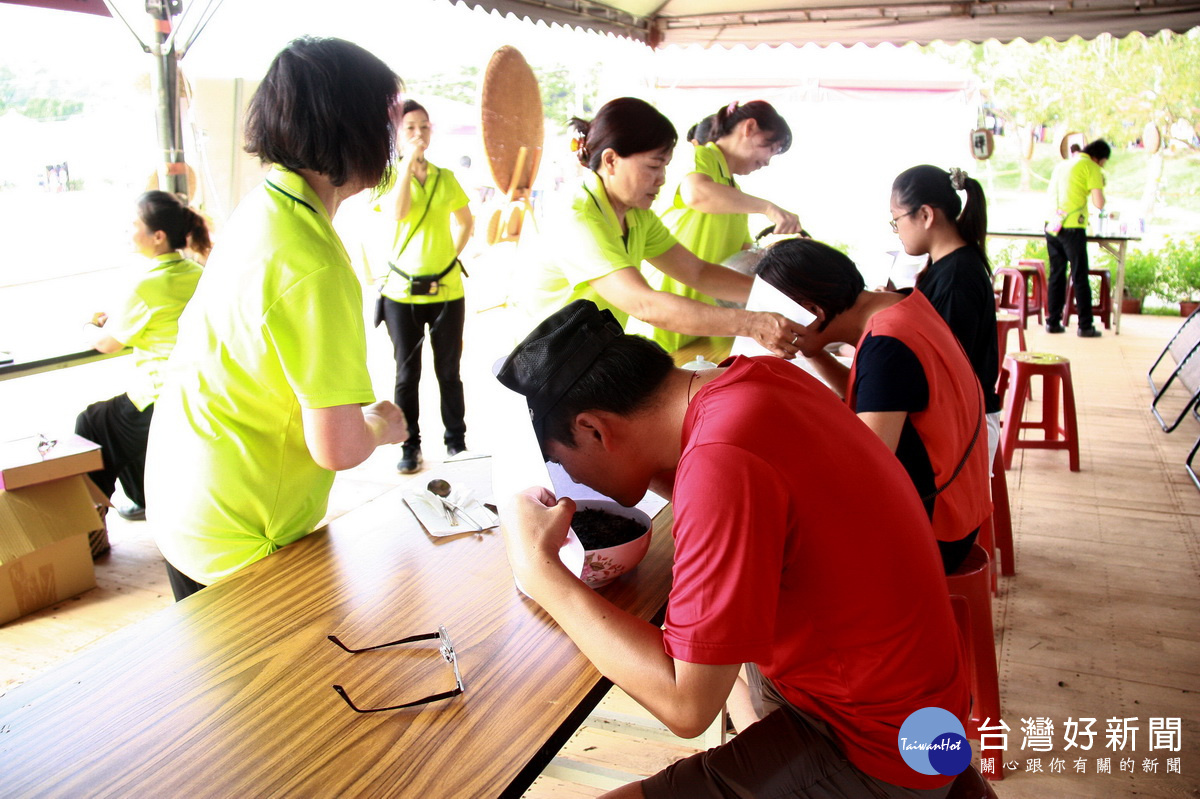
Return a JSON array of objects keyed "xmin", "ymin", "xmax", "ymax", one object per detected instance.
[{"xmin": 641, "ymin": 668, "xmax": 953, "ymax": 799}]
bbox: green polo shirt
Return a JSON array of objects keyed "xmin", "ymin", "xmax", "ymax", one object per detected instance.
[
  {"xmin": 147, "ymin": 166, "xmax": 376, "ymax": 585},
  {"xmin": 379, "ymin": 162, "xmax": 470, "ymax": 303},
  {"xmin": 637, "ymin": 142, "xmax": 751, "ymax": 351},
  {"xmin": 519, "ymin": 170, "xmax": 676, "ymax": 328},
  {"xmin": 105, "ymin": 251, "xmax": 203, "ymax": 410},
  {"xmin": 1051, "ymin": 155, "xmax": 1104, "ymax": 229}
]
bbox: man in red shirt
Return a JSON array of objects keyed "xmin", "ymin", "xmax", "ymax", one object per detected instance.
[{"xmin": 498, "ymin": 300, "xmax": 974, "ymax": 798}]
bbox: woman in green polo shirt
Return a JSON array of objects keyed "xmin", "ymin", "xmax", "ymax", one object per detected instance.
[
  {"xmin": 517, "ymin": 97, "xmax": 803, "ymax": 358},
  {"xmin": 146, "ymin": 37, "xmax": 408, "ymax": 601},
  {"xmin": 76, "ymin": 190, "xmax": 209, "ymax": 523},
  {"xmin": 642, "ymin": 100, "xmax": 801, "ymax": 352},
  {"xmin": 378, "ymin": 100, "xmax": 475, "ymax": 474}
]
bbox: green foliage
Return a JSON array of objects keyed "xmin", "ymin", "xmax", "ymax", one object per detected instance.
[
  {"xmin": 1101, "ymin": 246, "xmax": 1159, "ymax": 299},
  {"xmin": 987, "ymin": 237, "xmax": 1047, "ymax": 267},
  {"xmin": 1157, "ymin": 234, "xmax": 1200, "ymax": 301},
  {"xmin": 929, "ymin": 30, "xmax": 1200, "ymax": 155},
  {"xmin": 402, "ymin": 66, "xmax": 479, "ymax": 106}
]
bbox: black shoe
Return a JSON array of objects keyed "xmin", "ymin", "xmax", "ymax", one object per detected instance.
[
  {"xmin": 446, "ymin": 442, "xmax": 467, "ymax": 458},
  {"xmin": 1078, "ymin": 327, "xmax": 1102, "ymax": 338},
  {"xmin": 397, "ymin": 445, "xmax": 423, "ymax": 474},
  {"xmin": 1045, "ymin": 322, "xmax": 1066, "ymax": 334},
  {"xmin": 116, "ymin": 503, "xmax": 146, "ymax": 521}
]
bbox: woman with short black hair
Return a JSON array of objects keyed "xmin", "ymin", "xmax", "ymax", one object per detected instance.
[{"xmin": 146, "ymin": 37, "xmax": 408, "ymax": 601}]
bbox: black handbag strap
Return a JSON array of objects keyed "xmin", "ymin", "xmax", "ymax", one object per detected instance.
[
  {"xmin": 393, "ymin": 167, "xmax": 440, "ymax": 259},
  {"xmin": 387, "ymin": 258, "xmax": 459, "ymax": 282}
]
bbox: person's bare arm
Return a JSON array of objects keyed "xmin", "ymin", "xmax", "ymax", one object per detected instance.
[
  {"xmin": 451, "ymin": 204, "xmax": 474, "ymax": 256},
  {"xmin": 856, "ymin": 410, "xmax": 907, "ymax": 453},
  {"xmin": 1091, "ymin": 188, "xmax": 1106, "ymax": 211},
  {"xmin": 647, "ymin": 243, "xmax": 751, "ymax": 303},
  {"xmin": 83, "ymin": 313, "xmax": 124, "ymax": 353},
  {"xmin": 804, "ymin": 350, "xmax": 851, "ymax": 397},
  {"xmin": 589, "ymin": 267, "xmax": 801, "ymax": 358},
  {"xmin": 301, "ymin": 401, "xmax": 406, "ymax": 472},
  {"xmin": 503, "ymin": 489, "xmax": 740, "ymax": 738},
  {"xmin": 679, "ymin": 172, "xmax": 801, "ymax": 234}
]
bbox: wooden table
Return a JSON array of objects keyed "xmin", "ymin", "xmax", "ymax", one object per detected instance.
[
  {"xmin": 988, "ymin": 229, "xmax": 1142, "ymax": 334},
  {"xmin": 0, "ymin": 457, "xmax": 677, "ymax": 798}
]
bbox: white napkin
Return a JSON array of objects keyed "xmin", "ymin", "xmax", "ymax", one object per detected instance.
[{"xmin": 403, "ymin": 486, "xmax": 499, "ymax": 537}]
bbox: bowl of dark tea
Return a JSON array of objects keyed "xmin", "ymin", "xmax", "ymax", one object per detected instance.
[{"xmin": 570, "ymin": 499, "xmax": 652, "ymax": 588}]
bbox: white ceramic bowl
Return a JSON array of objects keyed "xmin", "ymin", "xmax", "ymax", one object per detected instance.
[{"xmin": 571, "ymin": 499, "xmax": 652, "ymax": 588}]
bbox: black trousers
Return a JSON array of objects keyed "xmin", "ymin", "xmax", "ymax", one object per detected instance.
[
  {"xmin": 381, "ymin": 297, "xmax": 466, "ymax": 450},
  {"xmin": 165, "ymin": 559, "xmax": 206, "ymax": 602},
  {"xmin": 1045, "ymin": 227, "xmax": 1094, "ymax": 329},
  {"xmin": 75, "ymin": 393, "xmax": 153, "ymax": 507}
]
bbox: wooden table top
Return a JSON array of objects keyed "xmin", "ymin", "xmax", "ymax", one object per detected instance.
[{"xmin": 0, "ymin": 457, "xmax": 677, "ymax": 798}]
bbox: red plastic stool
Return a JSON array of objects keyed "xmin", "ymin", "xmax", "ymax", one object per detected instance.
[
  {"xmin": 995, "ymin": 311, "xmax": 1026, "ymax": 358},
  {"xmin": 995, "ymin": 265, "xmax": 1045, "ymax": 329},
  {"xmin": 1064, "ymin": 268, "xmax": 1113, "ymax": 330},
  {"xmin": 947, "ymin": 544, "xmax": 1003, "ymax": 778},
  {"xmin": 1017, "ymin": 259, "xmax": 1048, "ymax": 317},
  {"xmin": 988, "ymin": 446, "xmax": 1015, "ymax": 578},
  {"xmin": 1000, "ymin": 352, "xmax": 1080, "ymax": 471}
]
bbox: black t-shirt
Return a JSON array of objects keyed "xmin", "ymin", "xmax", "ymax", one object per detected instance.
[
  {"xmin": 914, "ymin": 246, "xmax": 1001, "ymax": 414},
  {"xmin": 853, "ymin": 334, "xmax": 936, "ymax": 517}
]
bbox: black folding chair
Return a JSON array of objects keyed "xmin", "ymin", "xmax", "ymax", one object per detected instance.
[{"xmin": 1148, "ymin": 306, "xmax": 1200, "ymax": 405}]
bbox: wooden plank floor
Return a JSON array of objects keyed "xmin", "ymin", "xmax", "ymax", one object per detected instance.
[{"xmin": 3, "ymin": 313, "xmax": 1199, "ymax": 797}]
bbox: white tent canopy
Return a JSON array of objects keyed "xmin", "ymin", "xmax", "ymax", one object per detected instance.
[{"xmin": 458, "ymin": 0, "xmax": 1200, "ymax": 46}]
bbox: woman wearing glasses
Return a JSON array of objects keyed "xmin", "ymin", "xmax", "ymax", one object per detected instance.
[
  {"xmin": 890, "ymin": 164, "xmax": 1001, "ymax": 463},
  {"xmin": 515, "ymin": 97, "xmax": 803, "ymax": 358},
  {"xmin": 639, "ymin": 100, "xmax": 802, "ymax": 352},
  {"xmin": 146, "ymin": 37, "xmax": 407, "ymax": 601}
]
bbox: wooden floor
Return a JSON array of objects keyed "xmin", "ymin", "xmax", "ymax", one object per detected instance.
[{"xmin": 3, "ymin": 313, "xmax": 1199, "ymax": 798}]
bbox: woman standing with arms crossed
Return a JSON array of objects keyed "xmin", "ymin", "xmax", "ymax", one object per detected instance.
[
  {"xmin": 518, "ymin": 97, "xmax": 803, "ymax": 359},
  {"xmin": 76, "ymin": 190, "xmax": 210, "ymax": 522},
  {"xmin": 146, "ymin": 37, "xmax": 407, "ymax": 601},
  {"xmin": 379, "ymin": 100, "xmax": 474, "ymax": 474},
  {"xmin": 890, "ymin": 165, "xmax": 1002, "ymax": 463},
  {"xmin": 640, "ymin": 100, "xmax": 802, "ymax": 352}
]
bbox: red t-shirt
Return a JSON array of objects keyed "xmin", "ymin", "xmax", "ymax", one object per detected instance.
[{"xmin": 662, "ymin": 356, "xmax": 970, "ymax": 790}]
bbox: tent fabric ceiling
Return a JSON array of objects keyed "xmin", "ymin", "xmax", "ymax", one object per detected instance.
[{"xmin": 459, "ymin": 0, "xmax": 1200, "ymax": 45}]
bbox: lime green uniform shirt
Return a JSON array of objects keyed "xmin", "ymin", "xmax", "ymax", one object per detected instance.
[
  {"xmin": 379, "ymin": 162, "xmax": 470, "ymax": 304},
  {"xmin": 1050, "ymin": 154, "xmax": 1104, "ymax": 229},
  {"xmin": 147, "ymin": 167, "xmax": 376, "ymax": 585},
  {"xmin": 105, "ymin": 251, "xmax": 203, "ymax": 410},
  {"xmin": 518, "ymin": 170, "xmax": 676, "ymax": 328},
  {"xmin": 637, "ymin": 143, "xmax": 750, "ymax": 352}
]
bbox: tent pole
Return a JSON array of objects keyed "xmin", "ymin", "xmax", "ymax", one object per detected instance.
[{"xmin": 146, "ymin": 0, "xmax": 187, "ymax": 199}]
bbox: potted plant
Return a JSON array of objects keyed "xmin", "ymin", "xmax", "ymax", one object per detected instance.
[
  {"xmin": 1104, "ymin": 247, "xmax": 1157, "ymax": 314},
  {"xmin": 1158, "ymin": 235, "xmax": 1200, "ymax": 317}
]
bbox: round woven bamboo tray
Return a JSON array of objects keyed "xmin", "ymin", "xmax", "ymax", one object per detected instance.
[{"xmin": 480, "ymin": 46, "xmax": 544, "ymax": 195}]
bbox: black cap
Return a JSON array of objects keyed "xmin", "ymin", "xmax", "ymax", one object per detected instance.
[{"xmin": 496, "ymin": 300, "xmax": 625, "ymax": 448}]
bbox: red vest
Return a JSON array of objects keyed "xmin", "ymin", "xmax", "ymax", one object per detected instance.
[{"xmin": 847, "ymin": 291, "xmax": 992, "ymax": 542}]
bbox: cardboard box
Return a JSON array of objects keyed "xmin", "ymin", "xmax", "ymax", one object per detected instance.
[
  {"xmin": 1, "ymin": 434, "xmax": 103, "ymax": 624},
  {"xmin": 0, "ymin": 433, "xmax": 103, "ymax": 491}
]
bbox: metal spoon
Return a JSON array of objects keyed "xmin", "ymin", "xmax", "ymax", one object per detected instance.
[{"xmin": 427, "ymin": 479, "xmax": 458, "ymax": 526}]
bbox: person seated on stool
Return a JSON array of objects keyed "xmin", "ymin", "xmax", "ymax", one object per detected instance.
[
  {"xmin": 76, "ymin": 191, "xmax": 210, "ymax": 522},
  {"xmin": 757, "ymin": 238, "xmax": 992, "ymax": 575},
  {"xmin": 498, "ymin": 299, "xmax": 977, "ymax": 799}
]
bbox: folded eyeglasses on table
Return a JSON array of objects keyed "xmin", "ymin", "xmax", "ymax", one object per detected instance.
[{"xmin": 328, "ymin": 625, "xmax": 465, "ymax": 713}]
